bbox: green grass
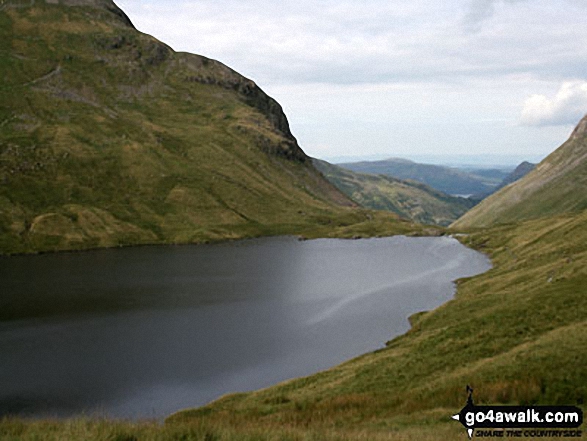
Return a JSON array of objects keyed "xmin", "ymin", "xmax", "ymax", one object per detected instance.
[
  {"xmin": 2, "ymin": 1, "xmax": 425, "ymax": 255},
  {"xmin": 0, "ymin": 415, "xmax": 473, "ymax": 441},
  {"xmin": 313, "ymin": 159, "xmax": 475, "ymax": 226},
  {"xmin": 1, "ymin": 2, "xmax": 586, "ymax": 440},
  {"xmin": 453, "ymin": 117, "xmax": 587, "ymax": 228},
  {"xmin": 164, "ymin": 209, "xmax": 587, "ymax": 438},
  {"xmin": 3, "ymin": 210, "xmax": 585, "ymax": 440}
]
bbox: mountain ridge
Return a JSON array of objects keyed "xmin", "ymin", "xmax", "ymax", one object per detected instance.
[
  {"xmin": 452, "ymin": 114, "xmax": 587, "ymax": 228},
  {"xmin": 313, "ymin": 158, "xmax": 475, "ymax": 226},
  {"xmin": 2, "ymin": 0, "xmax": 422, "ymax": 254},
  {"xmin": 2, "ymin": 0, "xmax": 135, "ymax": 27},
  {"xmin": 337, "ymin": 157, "xmax": 502, "ymax": 196}
]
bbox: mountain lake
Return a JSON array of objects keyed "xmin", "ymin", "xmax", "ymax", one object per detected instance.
[{"xmin": 0, "ymin": 236, "xmax": 491, "ymax": 419}]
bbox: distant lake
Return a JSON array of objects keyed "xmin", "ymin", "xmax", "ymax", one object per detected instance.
[{"xmin": 0, "ymin": 236, "xmax": 490, "ymax": 420}]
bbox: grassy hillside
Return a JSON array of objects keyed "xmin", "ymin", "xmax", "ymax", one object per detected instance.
[
  {"xmin": 2, "ymin": 2, "xmax": 585, "ymax": 441},
  {"xmin": 453, "ymin": 115, "xmax": 587, "ymax": 228},
  {"xmin": 0, "ymin": 0, "xmax": 425, "ymax": 255},
  {"xmin": 3, "ymin": 208, "xmax": 585, "ymax": 440},
  {"xmin": 313, "ymin": 158, "xmax": 475, "ymax": 226},
  {"xmin": 164, "ymin": 209, "xmax": 587, "ymax": 438},
  {"xmin": 337, "ymin": 157, "xmax": 502, "ymax": 196}
]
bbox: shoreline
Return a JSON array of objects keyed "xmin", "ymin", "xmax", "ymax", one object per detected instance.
[{"xmin": 0, "ymin": 234, "xmax": 490, "ymax": 422}]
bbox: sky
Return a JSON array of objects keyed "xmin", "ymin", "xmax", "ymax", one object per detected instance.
[{"xmin": 115, "ymin": 0, "xmax": 587, "ymax": 164}]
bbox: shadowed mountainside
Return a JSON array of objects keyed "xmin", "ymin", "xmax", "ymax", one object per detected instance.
[{"xmin": 498, "ymin": 161, "xmax": 535, "ymax": 189}]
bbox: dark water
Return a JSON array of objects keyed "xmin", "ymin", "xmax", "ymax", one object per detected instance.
[{"xmin": 0, "ymin": 236, "xmax": 490, "ymax": 420}]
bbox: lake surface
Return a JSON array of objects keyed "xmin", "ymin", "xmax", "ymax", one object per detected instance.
[{"xmin": 0, "ymin": 236, "xmax": 491, "ymax": 420}]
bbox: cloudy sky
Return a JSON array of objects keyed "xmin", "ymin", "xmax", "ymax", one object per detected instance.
[{"xmin": 115, "ymin": 0, "xmax": 587, "ymax": 164}]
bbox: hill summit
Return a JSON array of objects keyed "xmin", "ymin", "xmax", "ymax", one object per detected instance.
[{"xmin": 0, "ymin": 0, "xmax": 375, "ymax": 253}]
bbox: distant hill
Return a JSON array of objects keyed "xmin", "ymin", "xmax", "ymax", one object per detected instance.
[
  {"xmin": 453, "ymin": 115, "xmax": 587, "ymax": 228},
  {"xmin": 313, "ymin": 159, "xmax": 475, "ymax": 226},
  {"xmin": 337, "ymin": 157, "xmax": 502, "ymax": 196},
  {"xmin": 498, "ymin": 161, "xmax": 536, "ymax": 188},
  {"xmin": 463, "ymin": 167, "xmax": 511, "ymax": 182},
  {"xmin": 470, "ymin": 161, "xmax": 535, "ymax": 200},
  {"xmin": 0, "ymin": 0, "xmax": 417, "ymax": 254},
  {"xmin": 5, "ymin": 2, "xmax": 587, "ymax": 441}
]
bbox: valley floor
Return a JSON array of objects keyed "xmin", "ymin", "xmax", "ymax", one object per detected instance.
[{"xmin": 1, "ymin": 211, "xmax": 586, "ymax": 440}]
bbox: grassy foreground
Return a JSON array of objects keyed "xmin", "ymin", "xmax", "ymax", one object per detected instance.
[{"xmin": 2, "ymin": 210, "xmax": 586, "ymax": 439}]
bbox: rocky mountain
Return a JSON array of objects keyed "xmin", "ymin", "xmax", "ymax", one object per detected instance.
[
  {"xmin": 1, "ymin": 3, "xmax": 585, "ymax": 439},
  {"xmin": 313, "ymin": 159, "xmax": 475, "ymax": 226},
  {"xmin": 0, "ymin": 0, "xmax": 388, "ymax": 254},
  {"xmin": 452, "ymin": 115, "xmax": 587, "ymax": 228},
  {"xmin": 469, "ymin": 161, "xmax": 535, "ymax": 200},
  {"xmin": 499, "ymin": 161, "xmax": 535, "ymax": 188},
  {"xmin": 337, "ymin": 157, "xmax": 502, "ymax": 196}
]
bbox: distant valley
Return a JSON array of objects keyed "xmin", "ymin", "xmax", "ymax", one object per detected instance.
[
  {"xmin": 2, "ymin": 1, "xmax": 587, "ymax": 440},
  {"xmin": 169, "ymin": 114, "xmax": 587, "ymax": 440},
  {"xmin": 453, "ymin": 115, "xmax": 587, "ymax": 228},
  {"xmin": 313, "ymin": 158, "xmax": 475, "ymax": 226},
  {"xmin": 336, "ymin": 157, "xmax": 510, "ymax": 196},
  {"xmin": 316, "ymin": 156, "xmax": 535, "ymax": 225}
]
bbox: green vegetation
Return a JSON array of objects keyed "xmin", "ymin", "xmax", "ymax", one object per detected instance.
[
  {"xmin": 453, "ymin": 116, "xmax": 587, "ymax": 228},
  {"xmin": 0, "ymin": 416, "xmax": 461, "ymax": 441},
  {"xmin": 162, "ymin": 210, "xmax": 587, "ymax": 439},
  {"xmin": 337, "ymin": 157, "xmax": 504, "ymax": 196},
  {"xmin": 3, "ymin": 209, "xmax": 585, "ymax": 439},
  {"xmin": 1, "ymin": 2, "xmax": 586, "ymax": 440},
  {"xmin": 313, "ymin": 158, "xmax": 475, "ymax": 226},
  {"xmin": 0, "ymin": 0, "xmax": 426, "ymax": 255}
]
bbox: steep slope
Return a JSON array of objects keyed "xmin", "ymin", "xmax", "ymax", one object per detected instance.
[
  {"xmin": 338, "ymin": 157, "xmax": 501, "ymax": 196},
  {"xmin": 313, "ymin": 158, "xmax": 475, "ymax": 226},
  {"xmin": 470, "ymin": 161, "xmax": 535, "ymax": 200},
  {"xmin": 0, "ymin": 0, "xmax": 379, "ymax": 254},
  {"xmin": 453, "ymin": 115, "xmax": 587, "ymax": 229}
]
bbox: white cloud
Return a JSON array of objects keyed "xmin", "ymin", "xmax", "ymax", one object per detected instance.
[
  {"xmin": 520, "ymin": 82, "xmax": 587, "ymax": 126},
  {"xmin": 118, "ymin": 0, "xmax": 587, "ymax": 87},
  {"xmin": 114, "ymin": 0, "xmax": 587, "ymax": 157}
]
